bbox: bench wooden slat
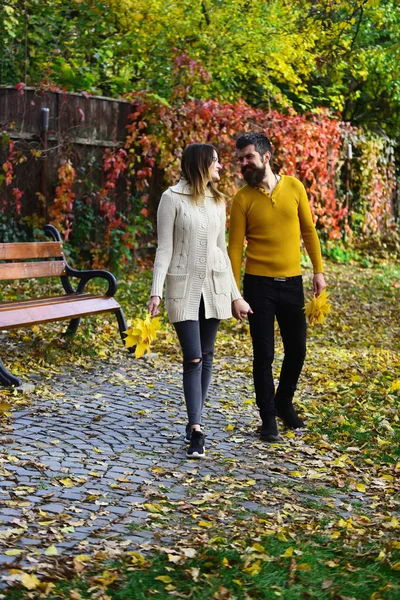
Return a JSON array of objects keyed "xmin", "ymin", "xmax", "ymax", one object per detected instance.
[
  {"xmin": 0, "ymin": 242, "xmax": 64, "ymax": 260},
  {"xmin": 0, "ymin": 261, "xmax": 66, "ymax": 281},
  {"xmin": 0, "ymin": 293, "xmax": 98, "ymax": 311},
  {"xmin": 0, "ymin": 296, "xmax": 121, "ymax": 329}
]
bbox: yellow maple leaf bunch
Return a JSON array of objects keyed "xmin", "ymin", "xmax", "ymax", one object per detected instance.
[
  {"xmin": 304, "ymin": 289, "xmax": 331, "ymax": 326},
  {"xmin": 124, "ymin": 314, "xmax": 162, "ymax": 358}
]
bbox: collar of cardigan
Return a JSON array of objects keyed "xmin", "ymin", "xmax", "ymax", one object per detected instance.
[{"xmin": 170, "ymin": 178, "xmax": 214, "ymax": 197}]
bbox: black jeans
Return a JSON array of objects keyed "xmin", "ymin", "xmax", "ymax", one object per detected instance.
[
  {"xmin": 173, "ymin": 297, "xmax": 220, "ymax": 426},
  {"xmin": 243, "ymin": 274, "xmax": 307, "ymax": 423}
]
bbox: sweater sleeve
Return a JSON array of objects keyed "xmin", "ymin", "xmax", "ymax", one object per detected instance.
[
  {"xmin": 228, "ymin": 194, "xmax": 246, "ymax": 289},
  {"xmin": 298, "ymin": 183, "xmax": 324, "ymax": 274},
  {"xmin": 150, "ymin": 189, "xmax": 176, "ymax": 298},
  {"xmin": 217, "ymin": 202, "xmax": 242, "ymax": 302}
]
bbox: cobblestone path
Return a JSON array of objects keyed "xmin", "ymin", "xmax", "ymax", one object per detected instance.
[{"xmin": 0, "ymin": 355, "xmax": 372, "ymax": 580}]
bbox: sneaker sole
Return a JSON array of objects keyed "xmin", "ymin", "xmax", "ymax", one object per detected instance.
[{"xmin": 186, "ymin": 450, "xmax": 206, "ymax": 459}]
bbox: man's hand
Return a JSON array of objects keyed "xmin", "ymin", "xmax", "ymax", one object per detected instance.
[
  {"xmin": 313, "ymin": 273, "xmax": 326, "ymax": 297},
  {"xmin": 147, "ymin": 296, "xmax": 161, "ymax": 316},
  {"xmin": 232, "ymin": 298, "xmax": 253, "ymax": 320}
]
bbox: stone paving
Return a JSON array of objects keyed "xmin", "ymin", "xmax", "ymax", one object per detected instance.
[{"xmin": 0, "ymin": 354, "xmax": 374, "ymax": 581}]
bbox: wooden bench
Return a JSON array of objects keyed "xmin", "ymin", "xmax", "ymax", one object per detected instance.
[{"xmin": 0, "ymin": 224, "xmax": 129, "ymax": 387}]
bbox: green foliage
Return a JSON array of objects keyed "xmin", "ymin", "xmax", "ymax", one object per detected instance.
[
  {"xmin": 1, "ymin": 0, "xmax": 400, "ymax": 138},
  {"xmin": 322, "ymin": 242, "xmax": 360, "ymax": 263},
  {"xmin": 0, "ymin": 213, "xmax": 30, "ymax": 243},
  {"xmin": 1, "ymin": 91, "xmax": 396, "ymax": 264}
]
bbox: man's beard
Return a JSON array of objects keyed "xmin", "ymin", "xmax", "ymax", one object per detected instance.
[{"xmin": 241, "ymin": 165, "xmax": 266, "ymax": 187}]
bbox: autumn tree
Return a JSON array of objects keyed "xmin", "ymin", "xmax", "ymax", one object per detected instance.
[{"xmin": 1, "ymin": 0, "xmax": 399, "ymax": 138}]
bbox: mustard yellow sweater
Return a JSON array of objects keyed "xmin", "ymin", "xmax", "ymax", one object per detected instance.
[{"xmin": 228, "ymin": 175, "xmax": 323, "ymax": 288}]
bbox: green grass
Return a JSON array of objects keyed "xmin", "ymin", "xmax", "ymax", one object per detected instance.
[{"xmin": 4, "ymin": 536, "xmax": 399, "ymax": 599}]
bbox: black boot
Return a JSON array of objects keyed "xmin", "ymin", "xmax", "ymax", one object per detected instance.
[
  {"xmin": 259, "ymin": 414, "xmax": 280, "ymax": 442},
  {"xmin": 276, "ymin": 403, "xmax": 305, "ymax": 429}
]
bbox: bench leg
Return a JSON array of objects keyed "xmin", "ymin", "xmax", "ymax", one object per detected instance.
[
  {"xmin": 64, "ymin": 311, "xmax": 134, "ymax": 353},
  {"xmin": 0, "ymin": 356, "xmax": 21, "ymax": 387},
  {"xmin": 115, "ymin": 308, "xmax": 135, "ymax": 354},
  {"xmin": 64, "ymin": 318, "xmax": 81, "ymax": 339}
]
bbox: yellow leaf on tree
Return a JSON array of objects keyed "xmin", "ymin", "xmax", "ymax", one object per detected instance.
[
  {"xmin": 304, "ymin": 289, "xmax": 331, "ymax": 326},
  {"xmin": 5, "ymin": 549, "xmax": 24, "ymax": 556}
]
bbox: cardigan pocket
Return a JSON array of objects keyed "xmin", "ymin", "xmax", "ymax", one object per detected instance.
[
  {"xmin": 166, "ymin": 273, "xmax": 188, "ymax": 299},
  {"xmin": 212, "ymin": 267, "xmax": 230, "ymax": 295}
]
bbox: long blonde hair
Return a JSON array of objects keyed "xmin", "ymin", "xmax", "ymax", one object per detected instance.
[{"xmin": 181, "ymin": 144, "xmax": 224, "ymax": 204}]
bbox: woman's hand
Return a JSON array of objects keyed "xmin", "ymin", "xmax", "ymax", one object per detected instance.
[
  {"xmin": 148, "ymin": 296, "xmax": 161, "ymax": 316},
  {"xmin": 232, "ymin": 298, "xmax": 253, "ymax": 320}
]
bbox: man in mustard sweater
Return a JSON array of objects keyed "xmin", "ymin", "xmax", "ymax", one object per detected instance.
[{"xmin": 229, "ymin": 132, "xmax": 326, "ymax": 442}]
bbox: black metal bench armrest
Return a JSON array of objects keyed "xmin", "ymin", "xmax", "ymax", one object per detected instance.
[
  {"xmin": 43, "ymin": 224, "xmax": 118, "ymax": 297},
  {"xmin": 65, "ymin": 265, "xmax": 117, "ymax": 296}
]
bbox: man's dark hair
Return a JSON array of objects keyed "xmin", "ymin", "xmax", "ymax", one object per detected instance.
[{"xmin": 236, "ymin": 132, "xmax": 273, "ymax": 162}]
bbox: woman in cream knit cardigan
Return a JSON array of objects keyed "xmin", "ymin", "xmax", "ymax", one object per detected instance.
[{"xmin": 148, "ymin": 144, "xmax": 251, "ymax": 458}]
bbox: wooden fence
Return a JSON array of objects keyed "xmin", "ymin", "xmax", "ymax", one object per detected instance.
[{"xmin": 0, "ymin": 86, "xmax": 132, "ymax": 219}]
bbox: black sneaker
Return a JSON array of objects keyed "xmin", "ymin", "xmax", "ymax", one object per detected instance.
[
  {"xmin": 186, "ymin": 430, "xmax": 205, "ymax": 458},
  {"xmin": 185, "ymin": 424, "xmax": 192, "ymax": 444},
  {"xmin": 276, "ymin": 404, "xmax": 305, "ymax": 429},
  {"xmin": 259, "ymin": 415, "xmax": 280, "ymax": 442}
]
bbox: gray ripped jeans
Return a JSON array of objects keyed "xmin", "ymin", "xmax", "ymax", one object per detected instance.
[{"xmin": 173, "ymin": 297, "xmax": 220, "ymax": 426}]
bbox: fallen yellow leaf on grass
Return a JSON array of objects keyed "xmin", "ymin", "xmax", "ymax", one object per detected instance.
[
  {"xmin": 243, "ymin": 560, "xmax": 262, "ymax": 576},
  {"xmin": 297, "ymin": 563, "xmax": 312, "ymax": 571},
  {"xmin": 21, "ymin": 573, "xmax": 40, "ymax": 590},
  {"xmin": 198, "ymin": 520, "xmax": 213, "ymax": 528},
  {"xmin": 155, "ymin": 575, "xmax": 173, "ymax": 584},
  {"xmin": 124, "ymin": 314, "xmax": 162, "ymax": 358},
  {"xmin": 304, "ymin": 289, "xmax": 331, "ymax": 326}
]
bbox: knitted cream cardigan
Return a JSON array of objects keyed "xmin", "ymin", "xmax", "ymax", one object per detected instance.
[{"xmin": 151, "ymin": 179, "xmax": 242, "ymax": 323}]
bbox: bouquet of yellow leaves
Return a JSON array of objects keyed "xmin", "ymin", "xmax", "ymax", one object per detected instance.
[
  {"xmin": 304, "ymin": 289, "xmax": 331, "ymax": 326},
  {"xmin": 124, "ymin": 314, "xmax": 162, "ymax": 358}
]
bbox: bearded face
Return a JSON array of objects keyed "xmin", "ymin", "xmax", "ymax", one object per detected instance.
[{"xmin": 241, "ymin": 163, "xmax": 266, "ymax": 187}]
